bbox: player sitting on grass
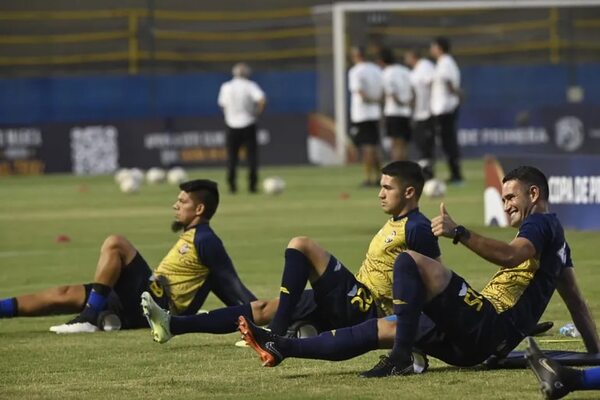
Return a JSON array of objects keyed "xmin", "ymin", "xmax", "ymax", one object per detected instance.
[
  {"xmin": 238, "ymin": 166, "xmax": 599, "ymax": 377},
  {"xmin": 141, "ymin": 161, "xmax": 440, "ymax": 363},
  {"xmin": 0, "ymin": 179, "xmax": 257, "ymax": 334},
  {"xmin": 526, "ymin": 336, "xmax": 600, "ymax": 400}
]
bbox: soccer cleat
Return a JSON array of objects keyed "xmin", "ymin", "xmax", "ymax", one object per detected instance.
[
  {"xmin": 49, "ymin": 315, "xmax": 99, "ymax": 334},
  {"xmin": 525, "ymin": 337, "xmax": 572, "ymax": 400},
  {"xmin": 359, "ymin": 354, "xmax": 415, "ymax": 378},
  {"xmin": 238, "ymin": 315, "xmax": 284, "ymax": 367},
  {"xmin": 140, "ymin": 291, "xmax": 172, "ymax": 344}
]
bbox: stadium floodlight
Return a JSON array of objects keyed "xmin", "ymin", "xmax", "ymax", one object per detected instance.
[{"xmin": 312, "ymin": 0, "xmax": 600, "ymax": 165}]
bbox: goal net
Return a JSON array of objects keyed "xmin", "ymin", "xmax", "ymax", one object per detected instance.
[{"xmin": 310, "ymin": 1, "xmax": 600, "ymax": 164}]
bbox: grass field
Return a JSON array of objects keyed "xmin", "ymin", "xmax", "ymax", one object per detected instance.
[{"xmin": 1, "ymin": 159, "xmax": 599, "ymax": 399}]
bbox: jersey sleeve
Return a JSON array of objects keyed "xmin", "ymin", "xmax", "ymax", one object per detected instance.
[
  {"xmin": 517, "ymin": 214, "xmax": 550, "ymax": 256},
  {"xmin": 405, "ymin": 218, "xmax": 441, "ymax": 259},
  {"xmin": 217, "ymin": 83, "xmax": 227, "ymax": 107},
  {"xmin": 196, "ymin": 234, "xmax": 257, "ymax": 306},
  {"xmin": 348, "ymin": 68, "xmax": 361, "ymax": 92},
  {"xmin": 250, "ymin": 82, "xmax": 266, "ymax": 102},
  {"xmin": 564, "ymin": 241, "xmax": 573, "ymax": 268}
]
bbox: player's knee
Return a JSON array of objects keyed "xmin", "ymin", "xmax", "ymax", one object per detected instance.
[
  {"xmin": 101, "ymin": 234, "xmax": 131, "ymax": 254},
  {"xmin": 287, "ymin": 236, "xmax": 313, "ymax": 253}
]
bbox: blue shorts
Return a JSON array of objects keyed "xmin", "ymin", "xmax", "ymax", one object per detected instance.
[
  {"xmin": 310, "ymin": 256, "xmax": 379, "ymax": 331},
  {"xmin": 414, "ymin": 272, "xmax": 523, "ymax": 366}
]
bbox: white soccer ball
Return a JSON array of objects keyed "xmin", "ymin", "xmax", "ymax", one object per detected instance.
[
  {"xmin": 114, "ymin": 168, "xmax": 130, "ymax": 184},
  {"xmin": 422, "ymin": 178, "xmax": 447, "ymax": 198},
  {"xmin": 167, "ymin": 167, "xmax": 188, "ymax": 185},
  {"xmin": 119, "ymin": 176, "xmax": 141, "ymax": 194},
  {"xmin": 128, "ymin": 168, "xmax": 145, "ymax": 185},
  {"xmin": 262, "ymin": 176, "xmax": 285, "ymax": 195},
  {"xmin": 146, "ymin": 167, "xmax": 166, "ymax": 184}
]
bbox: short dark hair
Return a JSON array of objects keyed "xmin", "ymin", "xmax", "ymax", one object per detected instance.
[
  {"xmin": 378, "ymin": 48, "xmax": 395, "ymax": 64},
  {"xmin": 502, "ymin": 166, "xmax": 549, "ymax": 201},
  {"xmin": 432, "ymin": 37, "xmax": 451, "ymax": 53},
  {"xmin": 179, "ymin": 179, "xmax": 220, "ymax": 220},
  {"xmin": 381, "ymin": 161, "xmax": 425, "ymax": 198}
]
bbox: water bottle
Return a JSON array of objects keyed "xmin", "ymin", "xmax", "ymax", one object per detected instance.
[
  {"xmin": 559, "ymin": 322, "xmax": 580, "ymax": 337},
  {"xmin": 97, "ymin": 311, "xmax": 122, "ymax": 332}
]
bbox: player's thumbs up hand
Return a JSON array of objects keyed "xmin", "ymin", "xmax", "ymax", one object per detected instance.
[{"xmin": 431, "ymin": 202, "xmax": 458, "ymax": 238}]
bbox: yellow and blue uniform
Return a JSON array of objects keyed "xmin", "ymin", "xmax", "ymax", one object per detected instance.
[
  {"xmin": 416, "ymin": 213, "xmax": 572, "ymax": 366},
  {"xmin": 107, "ymin": 223, "xmax": 256, "ymax": 329},
  {"xmin": 355, "ymin": 208, "xmax": 441, "ymax": 316},
  {"xmin": 310, "ymin": 208, "xmax": 440, "ymax": 330}
]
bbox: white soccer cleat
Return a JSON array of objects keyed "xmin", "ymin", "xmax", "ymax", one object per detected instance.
[
  {"xmin": 50, "ymin": 316, "xmax": 100, "ymax": 334},
  {"xmin": 140, "ymin": 291, "xmax": 172, "ymax": 344}
]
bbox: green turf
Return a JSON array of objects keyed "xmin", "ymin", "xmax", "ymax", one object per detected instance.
[{"xmin": 1, "ymin": 160, "xmax": 599, "ymax": 399}]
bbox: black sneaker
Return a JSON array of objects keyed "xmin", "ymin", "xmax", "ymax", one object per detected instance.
[
  {"xmin": 525, "ymin": 337, "xmax": 572, "ymax": 399},
  {"xmin": 238, "ymin": 316, "xmax": 284, "ymax": 367},
  {"xmin": 359, "ymin": 354, "xmax": 415, "ymax": 378}
]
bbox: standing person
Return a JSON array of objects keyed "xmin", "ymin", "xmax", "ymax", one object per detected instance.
[
  {"xmin": 0, "ymin": 180, "xmax": 257, "ymax": 333},
  {"xmin": 430, "ymin": 37, "xmax": 463, "ymax": 185},
  {"xmin": 239, "ymin": 166, "xmax": 600, "ymax": 378},
  {"xmin": 376, "ymin": 48, "xmax": 413, "ymax": 162},
  {"xmin": 404, "ymin": 48, "xmax": 436, "ymax": 180},
  {"xmin": 348, "ymin": 46, "xmax": 384, "ymax": 187},
  {"xmin": 218, "ymin": 62, "xmax": 266, "ymax": 194}
]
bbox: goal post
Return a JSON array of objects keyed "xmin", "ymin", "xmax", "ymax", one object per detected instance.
[{"xmin": 312, "ymin": 0, "xmax": 600, "ymax": 165}]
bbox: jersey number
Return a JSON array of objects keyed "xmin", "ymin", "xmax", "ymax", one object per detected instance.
[
  {"xmin": 351, "ymin": 287, "xmax": 373, "ymax": 313},
  {"xmin": 463, "ymin": 287, "xmax": 483, "ymax": 312}
]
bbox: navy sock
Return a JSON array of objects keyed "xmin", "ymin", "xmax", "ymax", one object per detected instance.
[
  {"xmin": 0, "ymin": 298, "xmax": 17, "ymax": 318},
  {"xmin": 170, "ymin": 304, "xmax": 253, "ymax": 335},
  {"xmin": 581, "ymin": 366, "xmax": 600, "ymax": 389},
  {"xmin": 80, "ymin": 283, "xmax": 110, "ymax": 322},
  {"xmin": 279, "ymin": 318, "xmax": 379, "ymax": 361},
  {"xmin": 390, "ymin": 252, "xmax": 425, "ymax": 364},
  {"xmin": 269, "ymin": 248, "xmax": 311, "ymax": 335}
]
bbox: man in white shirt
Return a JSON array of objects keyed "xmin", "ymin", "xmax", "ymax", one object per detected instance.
[
  {"xmin": 404, "ymin": 48, "xmax": 436, "ymax": 180},
  {"xmin": 348, "ymin": 47, "xmax": 383, "ymax": 187},
  {"xmin": 218, "ymin": 62, "xmax": 266, "ymax": 193},
  {"xmin": 377, "ymin": 48, "xmax": 413, "ymax": 162},
  {"xmin": 430, "ymin": 37, "xmax": 463, "ymax": 185}
]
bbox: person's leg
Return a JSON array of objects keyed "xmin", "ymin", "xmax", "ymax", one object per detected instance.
[
  {"xmin": 268, "ymin": 237, "xmax": 331, "ymax": 335},
  {"xmin": 244, "ymin": 124, "xmax": 259, "ymax": 193},
  {"xmin": 414, "ymin": 119, "xmax": 436, "ymax": 180},
  {"xmin": 226, "ymin": 128, "xmax": 241, "ymax": 193},
  {"xmin": 1, "ymin": 284, "xmax": 86, "ymax": 318},
  {"xmin": 362, "ymin": 145, "xmax": 380, "ymax": 185},
  {"xmin": 438, "ymin": 111, "xmax": 462, "ymax": 183}
]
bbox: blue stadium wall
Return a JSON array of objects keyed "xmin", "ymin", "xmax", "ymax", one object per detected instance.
[{"xmin": 1, "ymin": 64, "xmax": 599, "ymax": 126}]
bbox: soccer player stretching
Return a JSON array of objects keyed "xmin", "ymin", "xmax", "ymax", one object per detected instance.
[
  {"xmin": 0, "ymin": 180, "xmax": 256, "ymax": 333},
  {"xmin": 239, "ymin": 166, "xmax": 600, "ymax": 377}
]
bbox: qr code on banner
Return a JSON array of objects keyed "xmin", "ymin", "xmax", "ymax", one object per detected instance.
[{"xmin": 70, "ymin": 126, "xmax": 119, "ymax": 175}]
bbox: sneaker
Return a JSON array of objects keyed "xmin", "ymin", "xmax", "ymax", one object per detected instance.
[
  {"xmin": 525, "ymin": 336, "xmax": 572, "ymax": 400},
  {"xmin": 238, "ymin": 315, "xmax": 284, "ymax": 367},
  {"xmin": 49, "ymin": 315, "xmax": 99, "ymax": 334},
  {"xmin": 140, "ymin": 291, "xmax": 172, "ymax": 344},
  {"xmin": 359, "ymin": 354, "xmax": 415, "ymax": 378}
]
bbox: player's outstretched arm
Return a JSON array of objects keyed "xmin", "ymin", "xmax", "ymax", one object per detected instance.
[
  {"xmin": 557, "ymin": 267, "xmax": 600, "ymax": 353},
  {"xmin": 431, "ymin": 202, "xmax": 536, "ymax": 268}
]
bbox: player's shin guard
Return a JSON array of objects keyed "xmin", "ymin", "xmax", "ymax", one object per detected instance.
[
  {"xmin": 171, "ymin": 303, "xmax": 253, "ymax": 335},
  {"xmin": 269, "ymin": 248, "xmax": 311, "ymax": 335},
  {"xmin": 391, "ymin": 252, "xmax": 425, "ymax": 364},
  {"xmin": 281, "ymin": 318, "xmax": 379, "ymax": 361}
]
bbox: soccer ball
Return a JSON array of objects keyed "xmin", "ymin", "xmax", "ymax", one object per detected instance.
[
  {"xmin": 119, "ymin": 175, "xmax": 141, "ymax": 194},
  {"xmin": 146, "ymin": 167, "xmax": 166, "ymax": 184},
  {"xmin": 128, "ymin": 168, "xmax": 145, "ymax": 185},
  {"xmin": 422, "ymin": 179, "xmax": 447, "ymax": 198},
  {"xmin": 167, "ymin": 167, "xmax": 188, "ymax": 185},
  {"xmin": 114, "ymin": 168, "xmax": 131, "ymax": 184},
  {"xmin": 262, "ymin": 176, "xmax": 285, "ymax": 195}
]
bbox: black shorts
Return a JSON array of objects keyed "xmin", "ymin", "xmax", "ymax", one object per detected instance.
[
  {"xmin": 85, "ymin": 252, "xmax": 165, "ymax": 329},
  {"xmin": 310, "ymin": 256, "xmax": 379, "ymax": 331},
  {"xmin": 350, "ymin": 120, "xmax": 380, "ymax": 146},
  {"xmin": 413, "ymin": 118, "xmax": 435, "ymax": 159},
  {"xmin": 415, "ymin": 272, "xmax": 523, "ymax": 367},
  {"xmin": 385, "ymin": 116, "xmax": 411, "ymax": 141}
]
